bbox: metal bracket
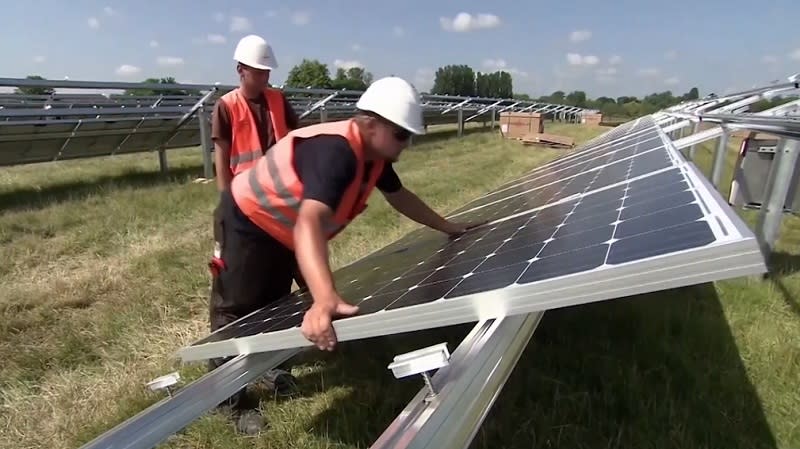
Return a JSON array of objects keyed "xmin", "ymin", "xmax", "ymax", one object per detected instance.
[
  {"xmin": 388, "ymin": 342, "xmax": 451, "ymax": 400},
  {"xmin": 146, "ymin": 372, "xmax": 181, "ymax": 397}
]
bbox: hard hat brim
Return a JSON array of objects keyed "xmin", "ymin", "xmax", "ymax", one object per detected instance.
[{"xmin": 235, "ymin": 58, "xmax": 276, "ymax": 71}]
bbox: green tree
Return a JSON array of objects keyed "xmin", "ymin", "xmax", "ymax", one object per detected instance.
[
  {"xmin": 331, "ymin": 66, "xmax": 373, "ymax": 91},
  {"xmin": 565, "ymin": 91, "xmax": 588, "ymax": 107},
  {"xmin": 285, "ymin": 59, "xmax": 332, "ymax": 89},
  {"xmin": 14, "ymin": 75, "xmax": 54, "ymax": 95},
  {"xmin": 431, "ymin": 64, "xmax": 476, "ymax": 96},
  {"xmin": 124, "ymin": 77, "xmax": 200, "ymax": 96}
]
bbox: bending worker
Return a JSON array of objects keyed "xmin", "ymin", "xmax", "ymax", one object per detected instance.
[{"xmin": 213, "ymin": 75, "xmax": 484, "ymax": 360}]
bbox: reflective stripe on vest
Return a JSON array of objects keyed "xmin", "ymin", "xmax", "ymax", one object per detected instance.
[
  {"xmin": 231, "ymin": 119, "xmax": 384, "ymax": 250},
  {"xmin": 220, "ymin": 87, "xmax": 289, "ymax": 176}
]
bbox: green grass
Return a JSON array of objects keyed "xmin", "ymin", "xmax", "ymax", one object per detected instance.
[{"xmin": 0, "ymin": 122, "xmax": 797, "ymax": 449}]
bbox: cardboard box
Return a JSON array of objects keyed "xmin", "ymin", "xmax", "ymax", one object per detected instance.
[
  {"xmin": 499, "ymin": 112, "xmax": 544, "ymax": 139},
  {"xmin": 583, "ymin": 113, "xmax": 603, "ymax": 126}
]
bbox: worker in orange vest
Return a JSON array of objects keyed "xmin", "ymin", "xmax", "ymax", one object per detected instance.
[
  {"xmin": 209, "ymin": 34, "xmax": 299, "ymax": 276},
  {"xmin": 207, "ymin": 34, "xmax": 302, "ymax": 431},
  {"xmin": 211, "ymin": 76, "xmax": 485, "ymax": 432}
]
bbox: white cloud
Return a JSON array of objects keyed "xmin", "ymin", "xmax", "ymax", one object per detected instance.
[
  {"xmin": 265, "ymin": 10, "xmax": 277, "ymax": 18},
  {"xmin": 157, "ymin": 56, "xmax": 184, "ymax": 66},
  {"xmin": 351, "ymin": 43, "xmax": 362, "ymax": 52},
  {"xmin": 207, "ymin": 34, "xmax": 226, "ymax": 44},
  {"xmin": 482, "ymin": 58, "xmax": 528, "ymax": 77},
  {"xmin": 334, "ymin": 59, "xmax": 364, "ymax": 70},
  {"xmin": 789, "ymin": 48, "xmax": 800, "ymax": 61},
  {"xmin": 213, "ymin": 12, "xmax": 225, "ymax": 22},
  {"xmin": 115, "ymin": 64, "xmax": 141, "ymax": 76},
  {"xmin": 33, "ymin": 55, "xmax": 45, "ymax": 63},
  {"xmin": 149, "ymin": 40, "xmax": 159, "ymax": 48},
  {"xmin": 664, "ymin": 77, "xmax": 680, "ymax": 85},
  {"xmin": 762, "ymin": 55, "xmax": 778, "ymax": 64},
  {"xmin": 638, "ymin": 67, "xmax": 660, "ymax": 77},
  {"xmin": 291, "ymin": 11, "xmax": 310, "ymax": 26},
  {"xmin": 608, "ymin": 55, "xmax": 623, "ymax": 65},
  {"xmin": 103, "ymin": 6, "xmax": 115, "ymax": 16},
  {"xmin": 440, "ymin": 12, "xmax": 501, "ymax": 32},
  {"xmin": 664, "ymin": 50, "xmax": 678, "ymax": 61},
  {"xmin": 596, "ymin": 67, "xmax": 617, "ymax": 76},
  {"xmin": 230, "ymin": 16, "xmax": 252, "ymax": 32},
  {"xmin": 393, "ymin": 26, "xmax": 405, "ymax": 37},
  {"xmin": 88, "ymin": 17, "xmax": 100, "ymax": 29},
  {"xmin": 569, "ymin": 30, "xmax": 592, "ymax": 43},
  {"xmin": 566, "ymin": 53, "xmax": 599, "ymax": 66}
]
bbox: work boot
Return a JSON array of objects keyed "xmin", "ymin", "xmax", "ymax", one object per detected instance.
[{"xmin": 255, "ymin": 369, "xmax": 298, "ymax": 397}]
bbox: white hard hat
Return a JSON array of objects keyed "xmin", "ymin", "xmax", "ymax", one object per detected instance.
[
  {"xmin": 233, "ymin": 35, "xmax": 278, "ymax": 71},
  {"xmin": 356, "ymin": 76, "xmax": 425, "ymax": 135}
]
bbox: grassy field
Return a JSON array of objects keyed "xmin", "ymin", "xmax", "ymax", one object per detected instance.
[{"xmin": 0, "ymin": 121, "xmax": 797, "ymax": 449}]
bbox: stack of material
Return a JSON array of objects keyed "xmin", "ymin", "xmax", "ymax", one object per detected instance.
[
  {"xmin": 583, "ymin": 113, "xmax": 603, "ymax": 125},
  {"xmin": 499, "ymin": 112, "xmax": 544, "ymax": 139},
  {"xmin": 498, "ymin": 111, "xmax": 575, "ymax": 149},
  {"xmin": 520, "ymin": 133, "xmax": 575, "ymax": 149}
]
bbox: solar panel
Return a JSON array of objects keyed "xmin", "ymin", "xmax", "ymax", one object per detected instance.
[{"xmin": 177, "ymin": 116, "xmax": 766, "ymax": 362}]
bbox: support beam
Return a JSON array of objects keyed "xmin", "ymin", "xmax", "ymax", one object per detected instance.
[
  {"xmin": 198, "ymin": 106, "xmax": 214, "ymax": 179},
  {"xmin": 370, "ymin": 312, "xmax": 542, "ymax": 449},
  {"xmin": 755, "ymin": 138, "xmax": 800, "ymax": 254},
  {"xmin": 711, "ymin": 127, "xmax": 730, "ymax": 188},
  {"xmin": 77, "ymin": 349, "xmax": 299, "ymax": 449}
]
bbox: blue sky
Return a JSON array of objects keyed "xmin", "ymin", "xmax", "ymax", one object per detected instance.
[{"xmin": 0, "ymin": 0, "xmax": 798, "ymax": 98}]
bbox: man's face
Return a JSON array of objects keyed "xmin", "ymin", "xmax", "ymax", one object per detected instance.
[
  {"xmin": 238, "ymin": 64, "xmax": 270, "ymax": 90},
  {"xmin": 367, "ymin": 118, "xmax": 412, "ymax": 162}
]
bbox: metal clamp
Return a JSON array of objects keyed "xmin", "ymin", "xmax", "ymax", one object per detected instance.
[
  {"xmin": 387, "ymin": 343, "xmax": 450, "ymax": 401},
  {"xmin": 146, "ymin": 372, "xmax": 181, "ymax": 397}
]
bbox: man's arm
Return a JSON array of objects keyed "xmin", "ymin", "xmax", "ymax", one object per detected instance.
[
  {"xmin": 379, "ymin": 166, "xmax": 487, "ymax": 235},
  {"xmin": 293, "ymin": 135, "xmax": 361, "ymax": 350},
  {"xmin": 211, "ymin": 100, "xmax": 233, "ymax": 191},
  {"xmin": 382, "ymin": 187, "xmax": 454, "ymax": 232},
  {"xmin": 294, "ymin": 200, "xmax": 338, "ymax": 304},
  {"xmin": 214, "ymin": 140, "xmax": 233, "ymax": 191}
]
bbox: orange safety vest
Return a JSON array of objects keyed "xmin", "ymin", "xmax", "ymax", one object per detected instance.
[
  {"xmin": 219, "ymin": 87, "xmax": 290, "ymax": 176},
  {"xmin": 230, "ymin": 119, "xmax": 385, "ymax": 250}
]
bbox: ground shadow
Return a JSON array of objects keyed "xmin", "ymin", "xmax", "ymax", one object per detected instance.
[
  {"xmin": 765, "ymin": 251, "xmax": 800, "ymax": 278},
  {"xmin": 0, "ymin": 163, "xmax": 207, "ymax": 213},
  {"xmin": 764, "ymin": 251, "xmax": 800, "ymax": 318},
  {"xmin": 299, "ymin": 283, "xmax": 777, "ymax": 449}
]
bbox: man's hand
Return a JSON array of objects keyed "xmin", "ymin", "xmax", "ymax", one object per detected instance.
[
  {"xmin": 384, "ymin": 188, "xmax": 489, "ymax": 237},
  {"xmin": 441, "ymin": 219, "xmax": 489, "ymax": 236},
  {"xmin": 300, "ymin": 294, "xmax": 359, "ymax": 351}
]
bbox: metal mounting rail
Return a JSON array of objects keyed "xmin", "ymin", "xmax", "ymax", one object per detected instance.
[
  {"xmin": 371, "ymin": 312, "xmax": 543, "ymax": 449},
  {"xmin": 77, "ymin": 348, "xmax": 299, "ymax": 449}
]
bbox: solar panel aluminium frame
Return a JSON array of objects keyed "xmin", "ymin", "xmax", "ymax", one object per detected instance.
[
  {"xmin": 76, "ymin": 313, "xmax": 540, "ymax": 449},
  {"xmin": 177, "ymin": 121, "xmax": 767, "ymax": 363}
]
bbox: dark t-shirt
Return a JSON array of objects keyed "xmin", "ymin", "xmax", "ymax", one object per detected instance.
[
  {"xmin": 226, "ymin": 133, "xmax": 403, "ymax": 234},
  {"xmin": 211, "ymin": 90, "xmax": 300, "ymax": 151},
  {"xmin": 292, "ymin": 134, "xmax": 403, "ymax": 210}
]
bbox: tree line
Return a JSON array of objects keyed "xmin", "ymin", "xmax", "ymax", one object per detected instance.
[{"xmin": 12, "ymin": 68, "xmax": 796, "ymax": 120}]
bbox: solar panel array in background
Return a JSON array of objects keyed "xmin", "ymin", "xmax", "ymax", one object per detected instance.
[{"xmin": 186, "ymin": 116, "xmax": 723, "ymax": 350}]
